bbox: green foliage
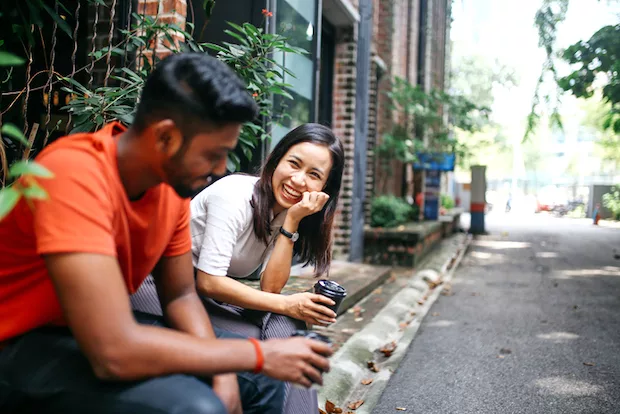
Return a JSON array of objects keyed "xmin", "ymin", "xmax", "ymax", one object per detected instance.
[
  {"xmin": 376, "ymin": 77, "xmax": 489, "ymax": 170},
  {"xmin": 0, "ymin": 51, "xmax": 25, "ymax": 67},
  {"xmin": 440, "ymin": 193, "xmax": 455, "ymax": 210},
  {"xmin": 558, "ymin": 24, "xmax": 620, "ymax": 133},
  {"xmin": 370, "ymin": 195, "xmax": 416, "ymax": 228},
  {"xmin": 1, "ymin": 52, "xmax": 53, "ymax": 221},
  {"xmin": 450, "ymin": 54, "xmax": 516, "ymax": 171},
  {"xmin": 602, "ymin": 185, "xmax": 620, "ymax": 220},
  {"xmin": 1, "ymin": 124, "xmax": 54, "ymax": 221},
  {"xmin": 62, "ymin": 11, "xmax": 306, "ymax": 171},
  {"xmin": 0, "ymin": 187, "xmax": 21, "ymax": 221},
  {"xmin": 528, "ymin": 1, "xmax": 619, "ymax": 140},
  {"xmin": 205, "ymin": 22, "xmax": 306, "ymax": 170},
  {"xmin": 450, "ymin": 55, "xmax": 518, "ymax": 109},
  {"xmin": 525, "ymin": 0, "xmax": 569, "ymax": 141},
  {"xmin": 580, "ymin": 98, "xmax": 620, "ymax": 169}
]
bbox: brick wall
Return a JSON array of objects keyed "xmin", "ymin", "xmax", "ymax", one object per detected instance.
[{"xmin": 331, "ymin": 26, "xmax": 358, "ymax": 258}]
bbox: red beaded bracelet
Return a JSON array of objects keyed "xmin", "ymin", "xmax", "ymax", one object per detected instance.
[{"xmin": 248, "ymin": 337, "xmax": 264, "ymax": 374}]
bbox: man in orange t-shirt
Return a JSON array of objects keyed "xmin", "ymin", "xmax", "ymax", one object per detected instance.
[{"xmin": 0, "ymin": 53, "xmax": 332, "ymax": 414}]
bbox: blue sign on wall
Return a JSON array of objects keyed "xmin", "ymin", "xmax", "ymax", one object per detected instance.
[
  {"xmin": 424, "ymin": 170, "xmax": 441, "ymax": 220},
  {"xmin": 413, "ymin": 152, "xmax": 456, "ymax": 171}
]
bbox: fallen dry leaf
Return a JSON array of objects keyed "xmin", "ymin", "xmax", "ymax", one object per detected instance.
[
  {"xmin": 361, "ymin": 378, "xmax": 373, "ymax": 385},
  {"xmin": 416, "ymin": 299, "xmax": 425, "ymax": 305},
  {"xmin": 399, "ymin": 321, "xmax": 410, "ymax": 330},
  {"xmin": 373, "ymin": 287, "xmax": 383, "ymax": 295},
  {"xmin": 347, "ymin": 400, "xmax": 364, "ymax": 410},
  {"xmin": 367, "ymin": 360, "xmax": 379, "ymax": 372},
  {"xmin": 395, "ymin": 408, "xmax": 407, "ymax": 411},
  {"xmin": 354, "ymin": 317, "xmax": 364, "ymax": 322},
  {"xmin": 333, "ymin": 409, "xmax": 343, "ymax": 414},
  {"xmin": 379, "ymin": 341, "xmax": 397, "ymax": 357},
  {"xmin": 426, "ymin": 280, "xmax": 442, "ymax": 289},
  {"xmin": 319, "ymin": 409, "xmax": 327, "ymax": 414},
  {"xmin": 325, "ymin": 400, "xmax": 336, "ymax": 413},
  {"xmin": 431, "ymin": 312, "xmax": 440, "ymax": 317},
  {"xmin": 347, "ymin": 412, "xmax": 355, "ymax": 414},
  {"xmin": 583, "ymin": 362, "xmax": 595, "ymax": 366}
]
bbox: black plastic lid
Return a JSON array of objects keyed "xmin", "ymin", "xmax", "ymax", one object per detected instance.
[{"xmin": 315, "ymin": 279, "xmax": 346, "ymax": 295}]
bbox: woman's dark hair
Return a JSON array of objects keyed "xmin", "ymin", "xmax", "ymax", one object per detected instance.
[{"xmin": 251, "ymin": 123, "xmax": 345, "ymax": 276}]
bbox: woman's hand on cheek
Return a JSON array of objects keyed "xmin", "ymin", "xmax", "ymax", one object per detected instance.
[
  {"xmin": 287, "ymin": 191, "xmax": 330, "ymax": 223},
  {"xmin": 282, "ymin": 292, "xmax": 337, "ymax": 326}
]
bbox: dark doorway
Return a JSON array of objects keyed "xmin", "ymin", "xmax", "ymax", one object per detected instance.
[{"xmin": 318, "ymin": 17, "xmax": 335, "ymax": 127}]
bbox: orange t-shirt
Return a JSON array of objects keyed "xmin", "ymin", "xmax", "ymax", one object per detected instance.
[{"xmin": 0, "ymin": 122, "xmax": 191, "ymax": 342}]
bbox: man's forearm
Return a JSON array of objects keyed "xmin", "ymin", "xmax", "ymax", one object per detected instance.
[
  {"xmin": 163, "ymin": 292, "xmax": 217, "ymax": 339},
  {"xmin": 95, "ymin": 322, "xmax": 257, "ymax": 380}
]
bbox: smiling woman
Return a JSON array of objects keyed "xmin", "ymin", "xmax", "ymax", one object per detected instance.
[{"xmin": 131, "ymin": 123, "xmax": 345, "ymax": 414}]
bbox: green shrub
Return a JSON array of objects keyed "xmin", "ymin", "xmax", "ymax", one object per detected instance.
[
  {"xmin": 441, "ymin": 194, "xmax": 455, "ymax": 210},
  {"xmin": 602, "ymin": 185, "xmax": 620, "ymax": 220},
  {"xmin": 370, "ymin": 195, "xmax": 414, "ymax": 228}
]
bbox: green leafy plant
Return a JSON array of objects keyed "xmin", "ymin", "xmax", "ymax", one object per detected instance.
[
  {"xmin": 0, "ymin": 124, "xmax": 54, "ymax": 221},
  {"xmin": 0, "ymin": 42, "xmax": 55, "ymax": 221},
  {"xmin": 440, "ymin": 193, "xmax": 455, "ymax": 210},
  {"xmin": 62, "ymin": 8, "xmax": 307, "ymax": 171},
  {"xmin": 376, "ymin": 76, "xmax": 489, "ymax": 171},
  {"xmin": 602, "ymin": 185, "xmax": 620, "ymax": 220},
  {"xmin": 558, "ymin": 24, "xmax": 620, "ymax": 133},
  {"xmin": 370, "ymin": 195, "xmax": 415, "ymax": 228},
  {"xmin": 526, "ymin": 0, "xmax": 618, "ymax": 140}
]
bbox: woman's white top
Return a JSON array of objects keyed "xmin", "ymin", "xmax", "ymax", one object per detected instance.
[{"xmin": 190, "ymin": 174, "xmax": 286, "ymax": 279}]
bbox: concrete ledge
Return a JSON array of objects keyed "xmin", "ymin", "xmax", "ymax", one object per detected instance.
[
  {"xmin": 439, "ymin": 207, "xmax": 464, "ymax": 236},
  {"xmin": 363, "ymin": 221, "xmax": 444, "ymax": 267}
]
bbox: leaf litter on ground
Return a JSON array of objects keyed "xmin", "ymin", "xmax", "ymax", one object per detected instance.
[
  {"xmin": 347, "ymin": 400, "xmax": 364, "ymax": 410},
  {"xmin": 379, "ymin": 341, "xmax": 397, "ymax": 357}
]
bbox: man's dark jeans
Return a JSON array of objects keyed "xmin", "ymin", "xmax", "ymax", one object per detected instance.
[{"xmin": 0, "ymin": 312, "xmax": 285, "ymax": 413}]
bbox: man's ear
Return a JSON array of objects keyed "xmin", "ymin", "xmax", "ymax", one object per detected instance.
[{"xmin": 153, "ymin": 119, "xmax": 183, "ymax": 157}]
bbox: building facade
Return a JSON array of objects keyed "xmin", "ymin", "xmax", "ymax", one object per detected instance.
[{"xmin": 4, "ymin": 0, "xmax": 452, "ymax": 261}]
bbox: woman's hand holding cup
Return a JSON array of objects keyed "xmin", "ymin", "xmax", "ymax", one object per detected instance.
[{"xmin": 282, "ymin": 292, "xmax": 337, "ymax": 326}]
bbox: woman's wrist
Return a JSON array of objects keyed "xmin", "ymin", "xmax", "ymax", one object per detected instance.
[{"xmin": 283, "ymin": 215, "xmax": 300, "ymax": 232}]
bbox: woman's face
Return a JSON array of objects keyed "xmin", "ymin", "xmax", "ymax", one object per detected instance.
[{"xmin": 271, "ymin": 142, "xmax": 333, "ymax": 212}]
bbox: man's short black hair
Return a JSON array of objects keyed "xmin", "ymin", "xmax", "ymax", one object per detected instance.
[{"xmin": 133, "ymin": 53, "xmax": 258, "ymax": 134}]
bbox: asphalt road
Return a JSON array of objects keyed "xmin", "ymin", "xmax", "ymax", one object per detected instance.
[{"xmin": 373, "ymin": 213, "xmax": 620, "ymax": 414}]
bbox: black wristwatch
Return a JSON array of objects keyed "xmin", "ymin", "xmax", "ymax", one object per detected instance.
[{"xmin": 279, "ymin": 226, "xmax": 299, "ymax": 242}]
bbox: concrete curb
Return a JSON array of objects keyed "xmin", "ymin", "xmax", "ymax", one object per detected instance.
[{"xmin": 317, "ymin": 233, "xmax": 472, "ymax": 413}]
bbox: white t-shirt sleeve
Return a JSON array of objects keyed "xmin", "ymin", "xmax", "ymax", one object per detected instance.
[{"xmin": 194, "ymin": 193, "xmax": 248, "ymax": 276}]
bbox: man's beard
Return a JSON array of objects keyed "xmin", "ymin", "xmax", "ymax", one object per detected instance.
[{"xmin": 162, "ymin": 159, "xmax": 200, "ymax": 198}]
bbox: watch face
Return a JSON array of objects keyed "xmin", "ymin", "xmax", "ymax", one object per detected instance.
[{"xmin": 291, "ymin": 233, "xmax": 299, "ymax": 242}]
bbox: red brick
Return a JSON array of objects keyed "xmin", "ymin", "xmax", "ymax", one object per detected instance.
[{"xmin": 138, "ymin": 1, "xmax": 159, "ymax": 16}]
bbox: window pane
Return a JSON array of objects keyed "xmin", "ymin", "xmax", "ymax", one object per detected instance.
[{"xmin": 270, "ymin": 0, "xmax": 317, "ymax": 151}]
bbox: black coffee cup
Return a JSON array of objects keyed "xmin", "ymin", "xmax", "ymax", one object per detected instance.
[
  {"xmin": 291, "ymin": 330, "xmax": 332, "ymax": 385},
  {"xmin": 314, "ymin": 279, "xmax": 347, "ymax": 315}
]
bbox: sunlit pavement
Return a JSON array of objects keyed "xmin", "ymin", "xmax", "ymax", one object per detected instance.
[{"xmin": 373, "ymin": 212, "xmax": 620, "ymax": 414}]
